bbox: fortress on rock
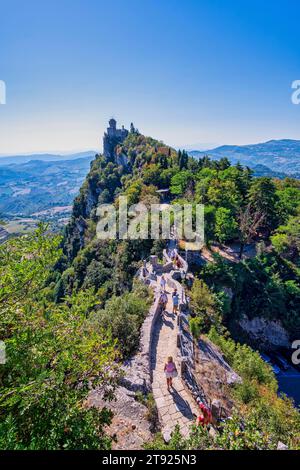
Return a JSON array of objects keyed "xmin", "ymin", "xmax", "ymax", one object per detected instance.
[{"xmin": 103, "ymin": 118, "xmax": 138, "ymax": 165}]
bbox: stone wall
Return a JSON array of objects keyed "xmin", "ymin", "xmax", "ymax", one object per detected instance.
[
  {"xmin": 162, "ymin": 249, "xmax": 211, "ymax": 407},
  {"xmin": 163, "ymin": 248, "xmax": 188, "ymax": 274},
  {"xmin": 122, "ymin": 296, "xmax": 162, "ymax": 393},
  {"xmin": 177, "ymin": 307, "xmax": 210, "ymax": 408},
  {"xmin": 169, "ymin": 248, "xmax": 240, "ymax": 419}
]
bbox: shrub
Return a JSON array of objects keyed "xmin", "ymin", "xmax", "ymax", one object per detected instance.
[
  {"xmin": 190, "ymin": 279, "xmax": 222, "ymax": 333},
  {"xmin": 89, "ymin": 282, "xmax": 152, "ymax": 358}
]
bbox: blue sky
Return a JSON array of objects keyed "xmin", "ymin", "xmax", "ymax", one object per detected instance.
[{"xmin": 0, "ymin": 0, "xmax": 300, "ymax": 154}]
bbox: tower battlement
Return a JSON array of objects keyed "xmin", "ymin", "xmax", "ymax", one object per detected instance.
[{"xmin": 103, "ymin": 119, "xmax": 129, "ymax": 160}]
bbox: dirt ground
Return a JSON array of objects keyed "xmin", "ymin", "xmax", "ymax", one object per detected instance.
[{"xmin": 201, "ymin": 242, "xmax": 257, "ymax": 264}]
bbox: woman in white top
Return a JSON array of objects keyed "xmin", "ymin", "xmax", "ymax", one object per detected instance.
[{"xmin": 160, "ymin": 275, "xmax": 166, "ymax": 291}]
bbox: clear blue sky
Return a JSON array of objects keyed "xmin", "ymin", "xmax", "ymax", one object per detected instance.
[{"xmin": 1, "ymin": 0, "xmax": 300, "ymax": 154}]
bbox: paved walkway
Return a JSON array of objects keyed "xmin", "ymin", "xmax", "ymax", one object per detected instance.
[{"xmin": 150, "ymin": 272, "xmax": 198, "ymax": 437}]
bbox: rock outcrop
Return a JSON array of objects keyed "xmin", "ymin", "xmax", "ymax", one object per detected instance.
[
  {"xmin": 239, "ymin": 316, "xmax": 290, "ymax": 350},
  {"xmin": 194, "ymin": 337, "xmax": 241, "ymax": 419},
  {"xmin": 88, "ymin": 386, "xmax": 153, "ymax": 450}
]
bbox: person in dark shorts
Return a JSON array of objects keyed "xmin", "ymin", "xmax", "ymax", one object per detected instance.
[{"xmin": 172, "ymin": 289, "xmax": 179, "ymax": 314}]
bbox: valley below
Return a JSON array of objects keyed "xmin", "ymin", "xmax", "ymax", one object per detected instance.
[{"xmin": 0, "ymin": 152, "xmax": 95, "ymax": 242}]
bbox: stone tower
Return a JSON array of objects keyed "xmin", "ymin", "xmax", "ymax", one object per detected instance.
[{"xmin": 103, "ymin": 118, "xmax": 129, "ymax": 160}]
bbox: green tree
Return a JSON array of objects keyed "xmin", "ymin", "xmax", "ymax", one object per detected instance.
[
  {"xmin": 190, "ymin": 279, "xmax": 221, "ymax": 332},
  {"xmin": 89, "ymin": 281, "xmax": 152, "ymax": 357},
  {"xmin": 0, "ymin": 226, "xmax": 121, "ymax": 450},
  {"xmin": 170, "ymin": 171, "xmax": 193, "ymax": 196},
  {"xmin": 271, "ymin": 214, "xmax": 300, "ymax": 263},
  {"xmin": 248, "ymin": 178, "xmax": 279, "ymax": 232},
  {"xmin": 215, "ymin": 207, "xmax": 238, "ymax": 243},
  {"xmin": 276, "ymin": 186, "xmax": 300, "ymax": 223},
  {"xmin": 204, "ymin": 205, "xmax": 216, "ymax": 245},
  {"xmin": 179, "ymin": 150, "xmax": 189, "ymax": 170},
  {"xmin": 238, "ymin": 203, "xmax": 265, "ymax": 258},
  {"xmin": 206, "ymin": 179, "xmax": 242, "ymax": 212}
]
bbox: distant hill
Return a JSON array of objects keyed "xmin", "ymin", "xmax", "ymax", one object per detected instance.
[
  {"xmin": 0, "ymin": 151, "xmax": 96, "ymax": 166},
  {"xmin": 251, "ymin": 164, "xmax": 292, "ymax": 179},
  {"xmin": 189, "ymin": 139, "xmax": 300, "ymax": 178},
  {"xmin": 0, "ymin": 155, "xmax": 95, "ymax": 218}
]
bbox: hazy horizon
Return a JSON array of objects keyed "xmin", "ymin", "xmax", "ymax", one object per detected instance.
[{"xmin": 1, "ymin": 134, "xmax": 300, "ymax": 158}]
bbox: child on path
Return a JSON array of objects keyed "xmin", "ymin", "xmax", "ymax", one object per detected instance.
[{"xmin": 164, "ymin": 356, "xmax": 178, "ymax": 391}]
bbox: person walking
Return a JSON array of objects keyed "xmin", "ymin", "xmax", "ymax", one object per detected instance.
[
  {"xmin": 173, "ymin": 254, "xmax": 180, "ymax": 269},
  {"xmin": 164, "ymin": 356, "xmax": 178, "ymax": 391},
  {"xmin": 172, "ymin": 288, "xmax": 179, "ymax": 314},
  {"xmin": 160, "ymin": 275, "xmax": 166, "ymax": 292},
  {"xmin": 197, "ymin": 403, "xmax": 212, "ymax": 427},
  {"xmin": 142, "ymin": 260, "xmax": 148, "ymax": 278},
  {"xmin": 159, "ymin": 291, "xmax": 168, "ymax": 315}
]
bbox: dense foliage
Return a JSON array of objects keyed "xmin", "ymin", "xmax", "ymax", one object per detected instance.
[
  {"xmin": 1, "ymin": 128, "xmax": 299, "ymax": 450},
  {"xmin": 189, "ymin": 279, "xmax": 222, "ymax": 334},
  {"xmin": 207, "ymin": 327, "xmax": 300, "ymax": 449},
  {"xmin": 201, "ymin": 252, "xmax": 300, "ymax": 335},
  {"xmin": 89, "ymin": 281, "xmax": 153, "ymax": 357},
  {"xmin": 0, "ymin": 226, "xmax": 121, "ymax": 449}
]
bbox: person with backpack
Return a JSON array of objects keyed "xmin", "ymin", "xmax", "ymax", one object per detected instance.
[{"xmin": 159, "ymin": 291, "xmax": 168, "ymax": 315}]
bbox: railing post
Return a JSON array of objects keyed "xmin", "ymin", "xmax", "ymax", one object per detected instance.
[{"xmin": 181, "ymin": 357, "xmax": 188, "ymax": 377}]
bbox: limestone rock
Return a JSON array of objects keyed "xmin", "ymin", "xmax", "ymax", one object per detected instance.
[
  {"xmin": 239, "ymin": 316, "xmax": 290, "ymax": 349},
  {"xmin": 227, "ymin": 372, "xmax": 243, "ymax": 386},
  {"xmin": 163, "ymin": 429, "xmax": 172, "ymax": 444},
  {"xmin": 277, "ymin": 441, "xmax": 289, "ymax": 450},
  {"xmin": 211, "ymin": 399, "xmax": 221, "ymax": 419},
  {"xmin": 88, "ymin": 386, "xmax": 153, "ymax": 450}
]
